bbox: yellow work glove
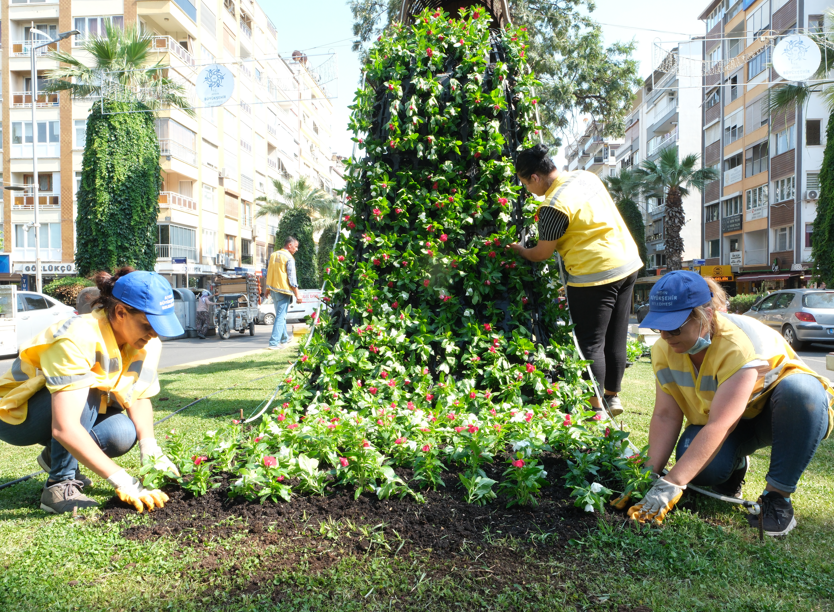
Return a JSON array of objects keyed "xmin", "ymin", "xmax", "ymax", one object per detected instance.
[
  {"xmin": 626, "ymin": 477, "xmax": 685, "ymax": 525},
  {"xmin": 106, "ymin": 469, "xmax": 169, "ymax": 513},
  {"xmin": 610, "ymin": 472, "xmax": 659, "ymax": 510},
  {"xmin": 138, "ymin": 438, "xmax": 181, "ymax": 477}
]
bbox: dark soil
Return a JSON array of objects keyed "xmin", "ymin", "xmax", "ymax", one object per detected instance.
[{"xmin": 101, "ymin": 453, "xmax": 635, "ymax": 608}]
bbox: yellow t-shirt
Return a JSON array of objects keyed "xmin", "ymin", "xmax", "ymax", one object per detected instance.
[{"xmin": 0, "ymin": 309, "xmax": 162, "ymax": 425}]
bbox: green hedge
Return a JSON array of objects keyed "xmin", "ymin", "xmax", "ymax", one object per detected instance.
[
  {"xmin": 316, "ymin": 221, "xmax": 338, "ymax": 285},
  {"xmin": 43, "ymin": 276, "xmax": 95, "ymax": 306},
  {"xmin": 728, "ymin": 293, "xmax": 759, "ymax": 314},
  {"xmin": 276, "ymin": 208, "xmax": 317, "ymax": 289}
]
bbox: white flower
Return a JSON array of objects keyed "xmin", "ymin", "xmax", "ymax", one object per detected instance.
[
  {"xmin": 218, "ymin": 441, "xmax": 232, "ymax": 451},
  {"xmin": 510, "ymin": 412, "xmax": 525, "ymax": 423},
  {"xmin": 584, "ymin": 503, "xmax": 595, "ymax": 513},
  {"xmin": 590, "ymin": 482, "xmax": 603, "ymax": 494},
  {"xmin": 464, "ymin": 309, "xmax": 473, "ymax": 317},
  {"xmin": 512, "ymin": 440, "xmax": 531, "ymax": 451},
  {"xmin": 206, "ymin": 430, "xmax": 217, "ymax": 437},
  {"xmin": 382, "ymin": 303, "xmax": 392, "ymax": 313},
  {"xmin": 233, "ymin": 478, "xmax": 244, "ymax": 487}
]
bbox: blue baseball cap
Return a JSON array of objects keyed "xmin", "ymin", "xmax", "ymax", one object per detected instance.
[
  {"xmin": 641, "ymin": 271, "xmax": 712, "ymax": 331},
  {"xmin": 112, "ymin": 271, "xmax": 184, "ymax": 337}
]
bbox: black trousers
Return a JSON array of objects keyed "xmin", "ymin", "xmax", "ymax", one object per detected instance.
[{"xmin": 565, "ymin": 271, "xmax": 637, "ymax": 394}]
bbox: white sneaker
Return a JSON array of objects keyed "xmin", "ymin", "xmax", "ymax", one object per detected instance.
[{"xmin": 604, "ymin": 395, "xmax": 624, "ymax": 416}]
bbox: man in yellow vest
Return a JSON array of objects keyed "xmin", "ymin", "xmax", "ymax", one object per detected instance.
[
  {"xmin": 509, "ymin": 144, "xmax": 643, "ymax": 415},
  {"xmin": 625, "ymin": 271, "xmax": 832, "ymax": 536},
  {"xmin": 266, "ymin": 236, "xmax": 302, "ymax": 349}
]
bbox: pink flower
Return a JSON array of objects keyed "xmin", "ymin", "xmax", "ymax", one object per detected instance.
[
  {"xmin": 388, "ymin": 380, "xmax": 396, "ymax": 387},
  {"xmin": 605, "ymin": 427, "xmax": 611, "ymax": 437},
  {"xmin": 277, "ymin": 413, "xmax": 286, "ymax": 421},
  {"xmin": 395, "ymin": 437, "xmax": 406, "ymax": 444},
  {"xmin": 484, "ymin": 391, "xmax": 491, "ymax": 399},
  {"xmin": 447, "ymin": 413, "xmax": 456, "ymax": 420},
  {"xmin": 388, "ymin": 83, "xmax": 394, "ymax": 90},
  {"xmin": 525, "ymin": 412, "xmax": 533, "ymax": 422},
  {"xmin": 423, "ymin": 279, "xmax": 430, "ymax": 287},
  {"xmin": 369, "ymin": 387, "xmax": 378, "ymax": 395},
  {"xmin": 426, "ymin": 393, "xmax": 434, "ymax": 401},
  {"xmin": 392, "ymin": 301, "xmax": 398, "ymax": 309},
  {"xmin": 532, "ymin": 99, "xmax": 538, "ymax": 105},
  {"xmin": 263, "ymin": 456, "xmax": 277, "ymax": 468},
  {"xmin": 591, "ymin": 414, "xmax": 603, "ymax": 421},
  {"xmin": 562, "ymin": 416, "xmax": 571, "ymax": 427},
  {"xmin": 300, "ymin": 355, "xmax": 308, "ymax": 362},
  {"xmin": 512, "ymin": 459, "xmax": 525, "ymax": 468},
  {"xmin": 467, "ymin": 425, "xmax": 479, "ymax": 434},
  {"xmin": 338, "ymin": 255, "xmax": 345, "ymax": 262},
  {"xmin": 526, "ymin": 363, "xmax": 535, "ymax": 374},
  {"xmin": 327, "ymin": 424, "xmax": 337, "ymax": 430},
  {"xmin": 439, "ymin": 234, "xmax": 448, "ymax": 242},
  {"xmin": 373, "ymin": 258, "xmax": 381, "ymax": 266},
  {"xmin": 254, "ymin": 436, "xmax": 263, "ymax": 443},
  {"xmin": 421, "ymin": 444, "xmax": 431, "ymax": 452},
  {"xmin": 363, "ymin": 440, "xmax": 370, "ymax": 448},
  {"xmin": 277, "ymin": 475, "xmax": 285, "ymax": 482},
  {"xmin": 469, "ymin": 391, "xmax": 477, "ymax": 399},
  {"xmin": 193, "ymin": 455, "xmax": 208, "ymax": 466},
  {"xmin": 377, "ymin": 419, "xmax": 384, "ymax": 426},
  {"xmin": 381, "ymin": 371, "xmax": 388, "ymax": 379},
  {"xmin": 232, "ymin": 419, "xmax": 240, "ymax": 425},
  {"xmin": 547, "ymin": 388, "xmax": 554, "ymax": 395},
  {"xmin": 493, "ymin": 424, "xmax": 502, "ymax": 431},
  {"xmin": 484, "ymin": 323, "xmax": 492, "ymax": 332},
  {"xmin": 472, "ymin": 356, "xmax": 481, "ymax": 362},
  {"xmin": 427, "ymin": 48, "xmax": 433, "ymax": 57},
  {"xmin": 407, "ymin": 401, "xmax": 415, "ymax": 410},
  {"xmin": 455, "ymin": 426, "xmax": 464, "ymax": 433},
  {"xmin": 340, "ymin": 457, "xmax": 349, "ymax": 467},
  {"xmin": 373, "ymin": 208, "xmax": 382, "ymax": 216}
]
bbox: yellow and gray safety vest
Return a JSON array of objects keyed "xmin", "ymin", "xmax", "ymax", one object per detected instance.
[{"xmin": 266, "ymin": 249, "xmax": 295, "ymax": 295}]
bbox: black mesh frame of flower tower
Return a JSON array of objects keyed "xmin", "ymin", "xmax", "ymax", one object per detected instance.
[{"xmin": 398, "ymin": 0, "xmax": 512, "ymax": 28}]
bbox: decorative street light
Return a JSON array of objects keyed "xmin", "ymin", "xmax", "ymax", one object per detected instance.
[{"xmin": 26, "ymin": 28, "xmax": 79, "ymax": 294}]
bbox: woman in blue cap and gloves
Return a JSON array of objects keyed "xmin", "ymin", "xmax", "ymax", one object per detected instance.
[
  {"xmin": 626, "ymin": 270, "xmax": 833, "ymax": 536},
  {"xmin": 0, "ymin": 268, "xmax": 184, "ymax": 514}
]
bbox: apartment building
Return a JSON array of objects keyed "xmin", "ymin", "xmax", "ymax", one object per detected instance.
[
  {"xmin": 565, "ymin": 120, "xmax": 621, "ymax": 177},
  {"xmin": 617, "ymin": 43, "xmax": 705, "ymax": 275},
  {"xmin": 1, "ymin": 0, "xmax": 336, "ymax": 290},
  {"xmin": 700, "ymin": 0, "xmax": 827, "ymax": 292}
]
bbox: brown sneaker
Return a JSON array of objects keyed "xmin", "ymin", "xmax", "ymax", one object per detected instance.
[
  {"xmin": 37, "ymin": 446, "xmax": 93, "ymax": 489},
  {"xmin": 40, "ymin": 479, "xmax": 99, "ymax": 514}
]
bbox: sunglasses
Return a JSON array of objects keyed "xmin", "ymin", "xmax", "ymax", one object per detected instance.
[{"xmin": 651, "ymin": 317, "xmax": 692, "ymax": 336}]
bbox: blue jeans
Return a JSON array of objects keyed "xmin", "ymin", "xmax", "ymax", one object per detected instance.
[
  {"xmin": 269, "ymin": 291, "xmax": 293, "ymax": 347},
  {"xmin": 0, "ymin": 387, "xmax": 137, "ymax": 482},
  {"xmin": 676, "ymin": 373, "xmax": 830, "ymax": 493}
]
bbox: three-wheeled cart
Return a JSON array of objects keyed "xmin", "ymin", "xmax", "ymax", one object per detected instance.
[{"xmin": 211, "ymin": 274, "xmax": 261, "ymax": 339}]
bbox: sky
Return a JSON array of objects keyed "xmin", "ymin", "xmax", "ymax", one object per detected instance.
[{"xmin": 264, "ymin": 0, "xmax": 708, "ymax": 159}]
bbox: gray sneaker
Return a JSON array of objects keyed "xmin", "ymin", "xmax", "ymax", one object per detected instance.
[
  {"xmin": 604, "ymin": 395, "xmax": 624, "ymax": 416},
  {"xmin": 37, "ymin": 446, "xmax": 93, "ymax": 489},
  {"xmin": 40, "ymin": 479, "xmax": 99, "ymax": 514}
]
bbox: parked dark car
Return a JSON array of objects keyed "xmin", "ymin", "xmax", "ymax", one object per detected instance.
[{"xmin": 743, "ymin": 289, "xmax": 834, "ymax": 350}]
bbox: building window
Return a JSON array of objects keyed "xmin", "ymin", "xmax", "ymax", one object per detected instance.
[
  {"xmin": 745, "ymin": 141, "xmax": 768, "ymax": 177},
  {"xmin": 724, "ymin": 152, "xmax": 742, "ymax": 171},
  {"xmin": 806, "ymin": 223, "xmax": 814, "ymax": 248},
  {"xmin": 74, "ymin": 16, "xmax": 124, "ymax": 43},
  {"xmin": 224, "ymin": 234, "xmax": 236, "ymax": 256},
  {"xmin": 747, "ymin": 47, "xmax": 771, "ymax": 79},
  {"xmin": 202, "ymin": 184, "xmax": 216, "ymax": 212},
  {"xmin": 74, "ymin": 120, "xmax": 86, "ymax": 149},
  {"xmin": 724, "ymin": 108, "xmax": 744, "ymax": 143},
  {"xmin": 807, "ymin": 119, "xmax": 822, "ymax": 146},
  {"xmin": 726, "ymin": 74, "xmax": 739, "ymax": 102},
  {"xmin": 708, "ymin": 46, "xmax": 722, "ymax": 65},
  {"xmin": 158, "ymin": 224, "xmax": 197, "ymax": 260},
  {"xmin": 241, "ymin": 238, "xmax": 253, "ymax": 265},
  {"xmin": 705, "ymin": 90, "xmax": 720, "ymax": 110},
  {"xmin": 14, "ymin": 222, "xmax": 61, "ymax": 257},
  {"xmin": 724, "ymin": 195, "xmax": 742, "ymax": 217},
  {"xmin": 706, "ymin": 204, "xmax": 719, "ymax": 222},
  {"xmin": 203, "ymin": 229, "xmax": 217, "ymax": 259},
  {"xmin": 707, "ymin": 239, "xmax": 720, "ymax": 258},
  {"xmin": 807, "ymin": 172, "xmax": 820, "ymax": 191},
  {"xmin": 774, "ymin": 125, "xmax": 795, "ymax": 155},
  {"xmin": 773, "ymin": 176, "xmax": 795, "ymax": 203},
  {"xmin": 705, "ymin": 122, "xmax": 721, "ymax": 145},
  {"xmin": 746, "ymin": 1, "xmax": 770, "ymax": 47},
  {"xmin": 706, "ymin": 5, "xmax": 724, "ymax": 29},
  {"xmin": 773, "ymin": 225, "xmax": 793, "ymax": 252},
  {"xmin": 12, "ymin": 121, "xmax": 59, "ymax": 144},
  {"xmin": 729, "ymin": 237, "xmax": 740, "ymax": 253},
  {"xmin": 809, "ymin": 14, "xmax": 824, "ymax": 34},
  {"xmin": 75, "ymin": 172, "xmax": 82, "ymax": 196},
  {"xmin": 746, "ymin": 185, "xmax": 768, "ymax": 210},
  {"xmin": 202, "ymin": 139, "xmax": 219, "ymax": 169}
]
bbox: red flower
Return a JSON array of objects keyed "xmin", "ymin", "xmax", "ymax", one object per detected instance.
[
  {"xmin": 426, "ymin": 393, "xmax": 434, "ymax": 401},
  {"xmin": 605, "ymin": 427, "xmax": 611, "ymax": 437},
  {"xmin": 473, "ymin": 10, "xmax": 480, "ymax": 18},
  {"xmin": 591, "ymin": 414, "xmax": 602, "ymax": 421},
  {"xmin": 287, "ymin": 423, "xmax": 299, "ymax": 430},
  {"xmin": 277, "ymin": 413, "xmax": 286, "ymax": 422},
  {"xmin": 526, "ymin": 363, "xmax": 535, "ymax": 373},
  {"xmin": 439, "ymin": 234, "xmax": 448, "ymax": 242},
  {"xmin": 512, "ymin": 459, "xmax": 525, "ymax": 468},
  {"xmin": 390, "ymin": 140, "xmax": 396, "ymax": 148},
  {"xmin": 498, "ymin": 197, "xmax": 508, "ymax": 206},
  {"xmin": 389, "ymin": 123, "xmax": 395, "ymax": 130},
  {"xmin": 263, "ymin": 456, "xmax": 277, "ymax": 468},
  {"xmin": 448, "ymin": 196, "xmax": 454, "ymax": 202},
  {"xmin": 532, "ymin": 99, "xmax": 538, "ymax": 105},
  {"xmin": 388, "ymin": 83, "xmax": 394, "ymax": 90},
  {"xmin": 489, "ymin": 346, "xmax": 496, "ymax": 354},
  {"xmin": 193, "ymin": 455, "xmax": 208, "ymax": 466},
  {"xmin": 372, "ymin": 208, "xmax": 382, "ymax": 217},
  {"xmin": 475, "ymin": 152, "xmax": 481, "ymax": 158},
  {"xmin": 562, "ymin": 416, "xmax": 572, "ymax": 427},
  {"xmin": 467, "ymin": 425, "xmax": 479, "ymax": 434},
  {"xmin": 427, "ymin": 224, "xmax": 434, "ymax": 232},
  {"xmin": 447, "ymin": 412, "xmax": 456, "ymax": 420},
  {"xmin": 254, "ymin": 436, "xmax": 263, "ymax": 443},
  {"xmin": 493, "ymin": 105, "xmax": 500, "ymax": 111},
  {"xmin": 339, "ymin": 457, "xmax": 349, "ymax": 467},
  {"xmin": 369, "ymin": 387, "xmax": 378, "ymax": 395},
  {"xmin": 433, "ymin": 182, "xmax": 438, "ymax": 190},
  {"xmin": 455, "ymin": 426, "xmax": 464, "ymax": 433},
  {"xmin": 363, "ymin": 440, "xmax": 370, "ymax": 448},
  {"xmin": 387, "ymin": 380, "xmax": 396, "ymax": 387},
  {"xmin": 421, "ymin": 444, "xmax": 431, "ymax": 452},
  {"xmin": 300, "ymin": 355, "xmax": 308, "ymax": 362},
  {"xmin": 525, "ymin": 412, "xmax": 533, "ymax": 422},
  {"xmin": 522, "ymin": 296, "xmax": 529, "ymax": 304},
  {"xmin": 488, "ymin": 251, "xmax": 496, "ymax": 258},
  {"xmin": 381, "ymin": 371, "xmax": 388, "ymax": 379},
  {"xmin": 484, "ymin": 323, "xmax": 492, "ymax": 331},
  {"xmin": 423, "ymin": 279, "xmax": 430, "ymax": 287},
  {"xmin": 469, "ymin": 391, "xmax": 477, "ymax": 399},
  {"xmin": 392, "ymin": 301, "xmax": 398, "ymax": 308},
  {"xmin": 395, "ymin": 437, "xmax": 406, "ymax": 444},
  {"xmin": 427, "ymin": 48, "xmax": 433, "ymax": 57}
]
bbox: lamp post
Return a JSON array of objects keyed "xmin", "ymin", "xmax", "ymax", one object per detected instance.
[{"xmin": 27, "ymin": 28, "xmax": 79, "ymax": 294}]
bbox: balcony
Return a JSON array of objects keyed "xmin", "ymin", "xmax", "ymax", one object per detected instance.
[
  {"xmin": 13, "ymin": 190, "xmax": 60, "ymax": 210},
  {"xmin": 151, "ymin": 36, "xmax": 196, "ymax": 70},
  {"xmin": 240, "ymin": 139, "xmax": 252, "ymax": 154},
  {"xmin": 723, "ymin": 165, "xmax": 743, "ymax": 187},
  {"xmin": 240, "ymin": 62, "xmax": 252, "ymax": 79},
  {"xmin": 158, "ymin": 191, "xmax": 197, "ymax": 212},
  {"xmin": 240, "ymin": 100, "xmax": 252, "ymax": 115},
  {"xmin": 155, "ymin": 244, "xmax": 197, "ymax": 260},
  {"xmin": 137, "ymin": 0, "xmax": 199, "ymax": 39},
  {"xmin": 10, "ymin": 0, "xmax": 59, "ymax": 3},
  {"xmin": 159, "ymin": 139, "xmax": 197, "ymax": 166},
  {"xmin": 10, "ymin": 41, "xmax": 55, "ymax": 58},
  {"xmin": 744, "ymin": 249, "xmax": 767, "ymax": 266},
  {"xmin": 647, "ymin": 126, "xmax": 679, "ymax": 157},
  {"xmin": 11, "ymin": 142, "xmax": 60, "ymax": 159},
  {"xmin": 267, "ymin": 157, "xmax": 278, "ymax": 171},
  {"xmin": 241, "ymin": 175, "xmax": 254, "ymax": 193},
  {"xmin": 240, "ymin": 21, "xmax": 252, "ymax": 39},
  {"xmin": 12, "ymin": 92, "xmax": 59, "ymax": 108}
]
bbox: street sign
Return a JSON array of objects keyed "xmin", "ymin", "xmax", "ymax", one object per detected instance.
[
  {"xmin": 196, "ymin": 64, "xmax": 235, "ymax": 107},
  {"xmin": 692, "ymin": 259, "xmax": 706, "ymax": 266},
  {"xmin": 0, "ymin": 255, "xmax": 10, "ymax": 274},
  {"xmin": 172, "ymin": 257, "xmax": 187, "ymax": 264},
  {"xmin": 773, "ymin": 35, "xmax": 821, "ymax": 82}
]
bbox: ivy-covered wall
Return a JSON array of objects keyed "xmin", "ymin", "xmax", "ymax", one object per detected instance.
[
  {"xmin": 813, "ymin": 110, "xmax": 834, "ymax": 286},
  {"xmin": 276, "ymin": 208, "xmax": 318, "ymax": 289},
  {"xmin": 316, "ymin": 221, "xmax": 339, "ymax": 284},
  {"xmin": 616, "ymin": 200, "xmax": 647, "ymax": 277},
  {"xmin": 75, "ymin": 99, "xmax": 162, "ymax": 276}
]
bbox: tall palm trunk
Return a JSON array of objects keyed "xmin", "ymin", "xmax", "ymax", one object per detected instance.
[{"xmin": 665, "ymin": 187, "xmax": 685, "ymax": 271}]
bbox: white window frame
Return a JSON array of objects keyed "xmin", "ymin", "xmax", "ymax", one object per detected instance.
[
  {"xmin": 773, "ymin": 225, "xmax": 793, "ymax": 252},
  {"xmin": 774, "ymin": 125, "xmax": 796, "ymax": 155},
  {"xmin": 74, "ymin": 120, "xmax": 86, "ymax": 149},
  {"xmin": 773, "ymin": 176, "xmax": 795, "ymax": 203},
  {"xmin": 723, "ymin": 195, "xmax": 742, "ymax": 217},
  {"xmin": 746, "ymin": 185, "xmax": 768, "ymax": 210}
]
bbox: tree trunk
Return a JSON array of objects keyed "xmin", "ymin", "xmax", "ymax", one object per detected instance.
[{"xmin": 665, "ymin": 188, "xmax": 685, "ymax": 271}]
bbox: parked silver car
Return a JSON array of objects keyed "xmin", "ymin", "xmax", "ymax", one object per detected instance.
[{"xmin": 743, "ymin": 289, "xmax": 834, "ymax": 350}]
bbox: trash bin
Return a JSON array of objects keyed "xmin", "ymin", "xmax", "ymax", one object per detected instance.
[{"xmin": 161, "ymin": 288, "xmax": 197, "ymax": 341}]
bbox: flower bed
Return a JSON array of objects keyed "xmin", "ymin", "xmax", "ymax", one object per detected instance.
[{"xmin": 141, "ymin": 7, "xmax": 651, "ymax": 514}]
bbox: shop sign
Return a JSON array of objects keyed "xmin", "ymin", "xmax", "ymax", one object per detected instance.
[
  {"xmin": 746, "ymin": 207, "xmax": 766, "ymax": 222},
  {"xmin": 15, "ymin": 263, "xmax": 76, "ymax": 275},
  {"xmin": 722, "ymin": 214, "xmax": 742, "ymax": 233},
  {"xmin": 196, "ymin": 64, "xmax": 235, "ymax": 107},
  {"xmin": 699, "ymin": 264, "xmax": 734, "ymax": 282},
  {"xmin": 729, "ymin": 252, "xmax": 742, "ymax": 266},
  {"xmin": 772, "ymin": 35, "xmax": 821, "ymax": 82}
]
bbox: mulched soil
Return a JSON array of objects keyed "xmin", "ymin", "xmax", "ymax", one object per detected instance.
[{"xmin": 100, "ymin": 453, "xmax": 646, "ymax": 608}]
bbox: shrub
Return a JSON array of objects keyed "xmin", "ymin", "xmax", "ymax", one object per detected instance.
[
  {"xmin": 276, "ymin": 209, "xmax": 317, "ymax": 289},
  {"xmin": 729, "ymin": 294, "xmax": 759, "ymax": 314},
  {"xmin": 316, "ymin": 221, "xmax": 339, "ymax": 285},
  {"xmin": 43, "ymin": 276, "xmax": 95, "ymax": 306}
]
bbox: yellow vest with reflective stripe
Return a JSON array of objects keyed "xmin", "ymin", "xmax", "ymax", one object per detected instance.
[
  {"xmin": 652, "ymin": 313, "xmax": 834, "ymax": 437},
  {"xmin": 538, "ymin": 170, "xmax": 642, "ymax": 287},
  {"xmin": 266, "ymin": 249, "xmax": 294, "ymax": 295},
  {"xmin": 0, "ymin": 309, "xmax": 161, "ymax": 425}
]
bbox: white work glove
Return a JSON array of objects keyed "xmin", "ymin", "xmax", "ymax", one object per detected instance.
[
  {"xmin": 139, "ymin": 438, "xmax": 180, "ymax": 477},
  {"xmin": 627, "ymin": 477, "xmax": 685, "ymax": 525},
  {"xmin": 107, "ymin": 468, "xmax": 169, "ymax": 513}
]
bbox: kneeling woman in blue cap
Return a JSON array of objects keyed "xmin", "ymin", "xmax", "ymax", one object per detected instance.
[
  {"xmin": 628, "ymin": 270, "xmax": 833, "ymax": 536},
  {"xmin": 0, "ymin": 268, "xmax": 184, "ymax": 514}
]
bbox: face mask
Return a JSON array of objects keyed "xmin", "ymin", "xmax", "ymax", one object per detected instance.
[{"xmin": 686, "ymin": 321, "xmax": 712, "ymax": 354}]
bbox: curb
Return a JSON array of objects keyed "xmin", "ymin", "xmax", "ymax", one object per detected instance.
[{"xmin": 158, "ymin": 342, "xmax": 298, "ymax": 374}]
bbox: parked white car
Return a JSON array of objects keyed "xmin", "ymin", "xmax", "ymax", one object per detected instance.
[
  {"xmin": 16, "ymin": 292, "xmax": 77, "ymax": 350},
  {"xmin": 257, "ymin": 293, "xmax": 319, "ymax": 325}
]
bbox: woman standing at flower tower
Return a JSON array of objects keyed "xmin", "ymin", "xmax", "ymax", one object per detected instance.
[
  {"xmin": 628, "ymin": 270, "xmax": 833, "ymax": 536},
  {"xmin": 510, "ymin": 144, "xmax": 643, "ymax": 415},
  {"xmin": 0, "ymin": 269, "xmax": 182, "ymax": 514}
]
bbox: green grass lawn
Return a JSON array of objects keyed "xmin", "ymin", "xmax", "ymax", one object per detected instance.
[{"xmin": 0, "ymin": 353, "xmax": 832, "ymax": 611}]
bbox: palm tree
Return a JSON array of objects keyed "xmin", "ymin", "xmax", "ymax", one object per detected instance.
[
  {"xmin": 635, "ymin": 146, "xmax": 718, "ymax": 271},
  {"xmin": 256, "ymin": 176, "xmax": 340, "ymax": 230},
  {"xmin": 603, "ymin": 168, "xmax": 647, "ymax": 274},
  {"xmin": 43, "ymin": 22, "xmax": 193, "ymax": 115},
  {"xmin": 769, "ymin": 10, "xmax": 834, "ymax": 284}
]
